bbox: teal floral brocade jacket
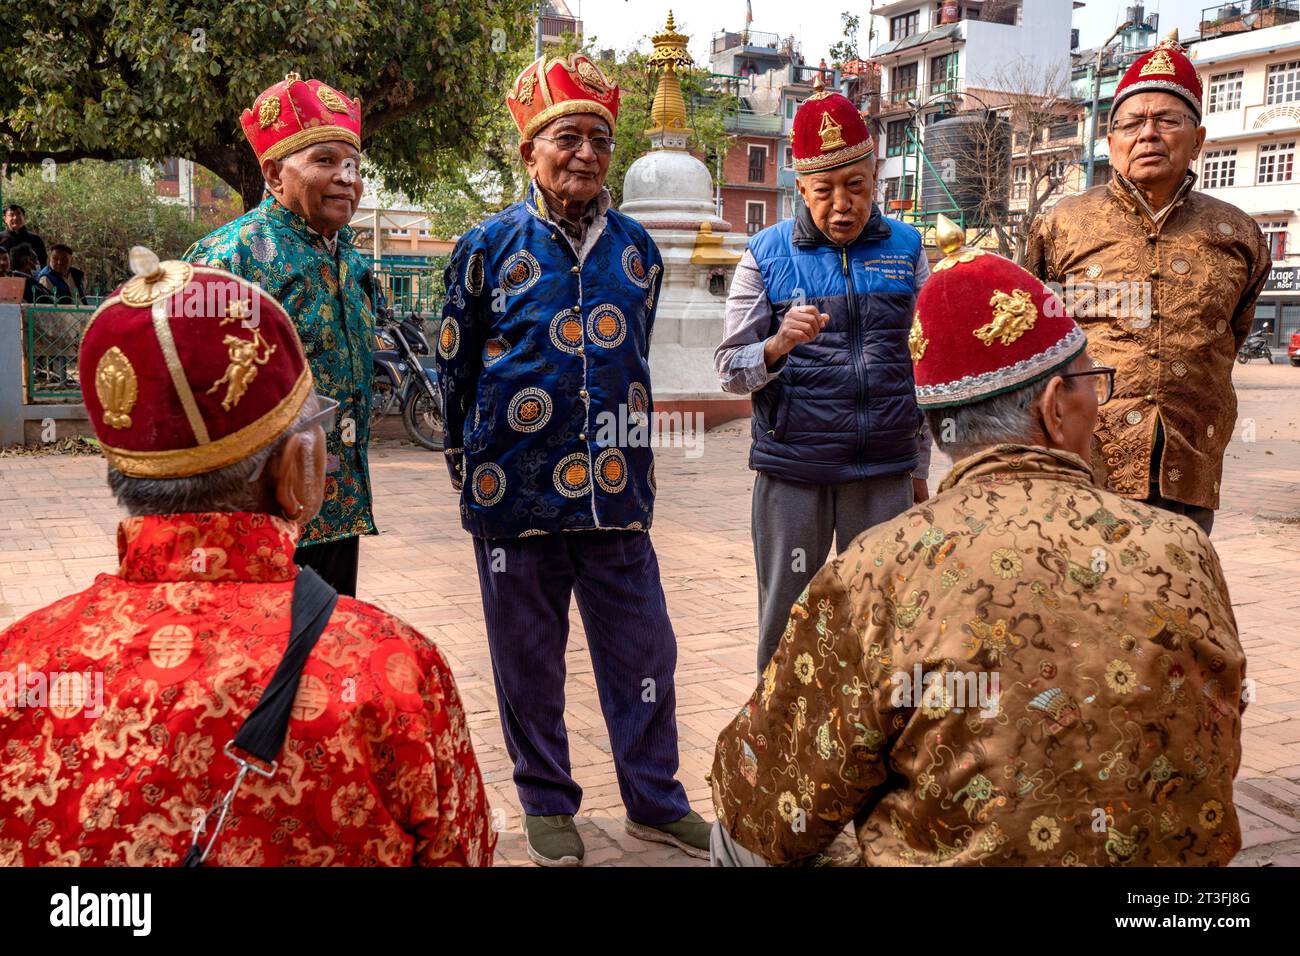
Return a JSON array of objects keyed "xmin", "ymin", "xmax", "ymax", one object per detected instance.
[{"xmin": 184, "ymin": 196, "xmax": 376, "ymax": 547}]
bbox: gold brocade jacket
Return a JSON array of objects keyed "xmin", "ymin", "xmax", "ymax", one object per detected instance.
[
  {"xmin": 1025, "ymin": 174, "xmax": 1270, "ymax": 509},
  {"xmin": 712, "ymin": 445, "xmax": 1246, "ymax": 866}
]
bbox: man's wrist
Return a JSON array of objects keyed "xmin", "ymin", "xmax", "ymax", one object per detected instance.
[{"xmin": 762, "ymin": 336, "xmax": 786, "ymax": 369}]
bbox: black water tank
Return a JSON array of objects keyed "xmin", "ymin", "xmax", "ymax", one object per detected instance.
[{"xmin": 920, "ymin": 111, "xmax": 1012, "ymax": 228}]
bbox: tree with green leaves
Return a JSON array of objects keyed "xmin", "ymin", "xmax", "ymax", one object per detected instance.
[
  {"xmin": 1, "ymin": 0, "xmax": 536, "ymax": 210},
  {"xmin": 5, "ymin": 161, "xmax": 215, "ymax": 294}
]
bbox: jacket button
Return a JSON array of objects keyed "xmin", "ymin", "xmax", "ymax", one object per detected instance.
[
  {"xmin": 579, "ymin": 433, "xmax": 587, "ymax": 441},
  {"xmin": 1151, "ymin": 310, "xmax": 1160, "ymax": 320},
  {"xmin": 1145, "ymin": 393, "xmax": 1155, "ymax": 402},
  {"xmin": 579, "ymin": 389, "xmax": 589, "ymax": 399},
  {"xmin": 570, "ymin": 266, "xmax": 579, "ymax": 274},
  {"xmin": 576, "ymin": 346, "xmax": 585, "ymax": 355},
  {"xmin": 1149, "ymin": 270, "xmax": 1159, "ymax": 279},
  {"xmin": 1147, "ymin": 348, "xmax": 1157, "ymax": 357},
  {"xmin": 1147, "ymin": 233, "xmax": 1157, "ymax": 243},
  {"xmin": 572, "ymin": 306, "xmax": 581, "ymax": 314}
]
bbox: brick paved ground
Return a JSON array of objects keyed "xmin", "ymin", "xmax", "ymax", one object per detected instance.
[{"xmin": 1, "ymin": 362, "xmax": 1298, "ymax": 866}]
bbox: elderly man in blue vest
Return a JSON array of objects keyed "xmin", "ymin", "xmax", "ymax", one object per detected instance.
[{"xmin": 716, "ymin": 82, "xmax": 931, "ymax": 672}]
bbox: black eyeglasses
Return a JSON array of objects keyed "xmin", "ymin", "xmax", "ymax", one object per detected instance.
[
  {"xmin": 533, "ymin": 133, "xmax": 617, "ymax": 155},
  {"xmin": 1058, "ymin": 364, "xmax": 1116, "ymax": 405}
]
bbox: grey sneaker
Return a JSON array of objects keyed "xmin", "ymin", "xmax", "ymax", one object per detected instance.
[
  {"xmin": 523, "ymin": 814, "xmax": 584, "ymax": 867},
  {"xmin": 624, "ymin": 810, "xmax": 710, "ymax": 859}
]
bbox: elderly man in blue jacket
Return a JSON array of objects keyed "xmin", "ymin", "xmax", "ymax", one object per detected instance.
[
  {"xmin": 716, "ymin": 81, "xmax": 931, "ymax": 672},
  {"xmin": 437, "ymin": 53, "xmax": 707, "ymax": 867}
]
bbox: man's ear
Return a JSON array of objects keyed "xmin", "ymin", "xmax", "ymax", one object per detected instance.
[
  {"xmin": 1037, "ymin": 375, "xmax": 1070, "ymax": 447},
  {"xmin": 261, "ymin": 157, "xmax": 284, "ymax": 194},
  {"xmin": 1191, "ymin": 125, "xmax": 1207, "ymax": 160},
  {"xmin": 519, "ymin": 139, "xmax": 536, "ymax": 174},
  {"xmin": 269, "ymin": 431, "xmax": 309, "ymax": 521}
]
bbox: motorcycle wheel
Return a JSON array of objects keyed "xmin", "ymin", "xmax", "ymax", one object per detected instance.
[
  {"xmin": 1237, "ymin": 353, "xmax": 1249, "ymax": 364},
  {"xmin": 402, "ymin": 388, "xmax": 445, "ymax": 451}
]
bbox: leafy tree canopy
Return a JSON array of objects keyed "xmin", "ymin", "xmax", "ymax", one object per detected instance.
[{"xmin": 0, "ymin": 0, "xmax": 537, "ymax": 210}]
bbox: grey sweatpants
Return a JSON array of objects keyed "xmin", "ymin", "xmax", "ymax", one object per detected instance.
[{"xmin": 752, "ymin": 471, "xmax": 913, "ymax": 672}]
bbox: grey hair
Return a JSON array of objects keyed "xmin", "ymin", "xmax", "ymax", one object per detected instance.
[
  {"xmin": 107, "ymin": 399, "xmax": 317, "ymax": 517},
  {"xmin": 924, "ymin": 375, "xmax": 1066, "ymax": 461}
]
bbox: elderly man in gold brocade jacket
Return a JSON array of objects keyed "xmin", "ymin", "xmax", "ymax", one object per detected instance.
[{"xmin": 1026, "ymin": 33, "xmax": 1270, "ymax": 536}]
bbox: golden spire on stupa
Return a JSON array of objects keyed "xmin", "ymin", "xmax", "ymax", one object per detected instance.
[{"xmin": 646, "ymin": 11, "xmax": 694, "ymax": 146}]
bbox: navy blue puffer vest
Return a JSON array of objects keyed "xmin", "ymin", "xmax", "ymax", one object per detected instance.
[{"xmin": 746, "ymin": 203, "xmax": 924, "ymax": 485}]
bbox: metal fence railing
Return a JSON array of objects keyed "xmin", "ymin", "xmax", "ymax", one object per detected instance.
[
  {"xmin": 19, "ymin": 265, "xmax": 449, "ymax": 404},
  {"xmin": 23, "ymin": 304, "xmax": 96, "ymax": 402}
]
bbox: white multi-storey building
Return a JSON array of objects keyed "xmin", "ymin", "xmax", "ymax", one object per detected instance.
[
  {"xmin": 867, "ymin": 0, "xmax": 1078, "ymax": 208},
  {"xmin": 1189, "ymin": 13, "xmax": 1300, "ymax": 348}
]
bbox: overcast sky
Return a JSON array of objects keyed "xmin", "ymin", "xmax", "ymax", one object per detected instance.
[{"xmin": 575, "ymin": 0, "xmax": 1213, "ymax": 63}]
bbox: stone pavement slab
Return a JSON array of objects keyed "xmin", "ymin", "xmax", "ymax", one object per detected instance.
[{"xmin": 1, "ymin": 363, "xmax": 1298, "ymax": 866}]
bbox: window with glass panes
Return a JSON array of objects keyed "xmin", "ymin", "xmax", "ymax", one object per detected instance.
[
  {"xmin": 1208, "ymin": 71, "xmax": 1243, "ymax": 113},
  {"xmin": 892, "ymin": 62, "xmax": 919, "ymax": 102},
  {"xmin": 746, "ymin": 201, "xmax": 766, "ymax": 236},
  {"xmin": 891, "ymin": 11, "xmax": 920, "ymax": 40},
  {"xmin": 886, "ymin": 119, "xmax": 909, "ymax": 157},
  {"xmin": 1259, "ymin": 220, "xmax": 1289, "ymax": 260},
  {"xmin": 1202, "ymin": 148, "xmax": 1237, "ymax": 188},
  {"xmin": 1012, "ymin": 164, "xmax": 1028, "ymax": 199},
  {"xmin": 1257, "ymin": 141, "xmax": 1296, "ymax": 184},
  {"xmin": 930, "ymin": 53, "xmax": 956, "ymax": 93},
  {"xmin": 1266, "ymin": 61, "xmax": 1300, "ymax": 105},
  {"xmin": 1048, "ymin": 157, "xmax": 1069, "ymax": 182},
  {"xmin": 748, "ymin": 145, "xmax": 767, "ymax": 183}
]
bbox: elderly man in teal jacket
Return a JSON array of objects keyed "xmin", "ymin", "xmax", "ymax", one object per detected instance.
[{"xmin": 184, "ymin": 72, "xmax": 375, "ymax": 596}]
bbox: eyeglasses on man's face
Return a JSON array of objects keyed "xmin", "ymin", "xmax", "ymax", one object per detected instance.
[
  {"xmin": 1110, "ymin": 112, "xmax": 1196, "ymax": 138},
  {"xmin": 248, "ymin": 393, "xmax": 340, "ymax": 482},
  {"xmin": 1058, "ymin": 364, "xmax": 1116, "ymax": 405},
  {"xmin": 533, "ymin": 133, "xmax": 617, "ymax": 155}
]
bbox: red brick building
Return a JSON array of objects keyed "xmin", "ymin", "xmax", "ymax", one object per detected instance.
[{"xmin": 718, "ymin": 133, "xmax": 783, "ymax": 236}]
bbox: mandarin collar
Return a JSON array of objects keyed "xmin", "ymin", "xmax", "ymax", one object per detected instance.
[
  {"xmin": 262, "ymin": 195, "xmax": 356, "ymax": 251},
  {"xmin": 115, "ymin": 512, "xmax": 301, "ymax": 584},
  {"xmin": 939, "ymin": 443, "xmax": 1096, "ymax": 493}
]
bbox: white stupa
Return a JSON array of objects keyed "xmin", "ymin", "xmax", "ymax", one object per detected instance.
[{"xmin": 621, "ymin": 12, "xmax": 749, "ymax": 414}]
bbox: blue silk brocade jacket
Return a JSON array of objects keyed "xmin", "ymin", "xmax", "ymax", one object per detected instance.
[{"xmin": 437, "ymin": 184, "xmax": 665, "ymax": 539}]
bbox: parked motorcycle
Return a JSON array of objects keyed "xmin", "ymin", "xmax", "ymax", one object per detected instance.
[
  {"xmin": 1236, "ymin": 325, "xmax": 1274, "ymax": 364},
  {"xmin": 372, "ymin": 309, "xmax": 446, "ymax": 450}
]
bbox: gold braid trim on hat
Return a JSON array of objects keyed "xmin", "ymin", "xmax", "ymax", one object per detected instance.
[
  {"xmin": 521, "ymin": 100, "xmax": 616, "ymax": 140},
  {"xmin": 258, "ymin": 124, "xmax": 362, "ymax": 162},
  {"xmin": 791, "ymin": 137, "xmax": 874, "ymax": 173},
  {"xmin": 100, "ymin": 369, "xmax": 314, "ymax": 478}
]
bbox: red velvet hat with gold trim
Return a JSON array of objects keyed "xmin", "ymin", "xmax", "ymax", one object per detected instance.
[
  {"xmin": 791, "ymin": 76, "xmax": 875, "ymax": 173},
  {"xmin": 1113, "ymin": 30, "xmax": 1203, "ymax": 122},
  {"xmin": 911, "ymin": 217, "xmax": 1087, "ymax": 409},
  {"xmin": 79, "ymin": 247, "xmax": 313, "ymax": 478},
  {"xmin": 242, "ymin": 72, "xmax": 362, "ymax": 164},
  {"xmin": 507, "ymin": 52, "xmax": 619, "ymax": 140}
]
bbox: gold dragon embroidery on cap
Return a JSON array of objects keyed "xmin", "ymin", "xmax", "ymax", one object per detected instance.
[{"xmin": 974, "ymin": 289, "xmax": 1037, "ymax": 346}]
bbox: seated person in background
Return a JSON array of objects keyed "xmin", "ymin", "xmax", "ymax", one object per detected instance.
[
  {"xmin": 710, "ymin": 222, "xmax": 1246, "ymax": 867},
  {"xmin": 5, "ymin": 243, "xmax": 41, "ymax": 303},
  {"xmin": 34, "ymin": 244, "xmax": 86, "ymax": 304},
  {"xmin": 0, "ymin": 249, "xmax": 495, "ymax": 867}
]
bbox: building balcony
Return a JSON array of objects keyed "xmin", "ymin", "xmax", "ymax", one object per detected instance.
[
  {"xmin": 1199, "ymin": 0, "xmax": 1298, "ymax": 41},
  {"xmin": 889, "ymin": 86, "xmax": 919, "ymax": 106},
  {"xmin": 541, "ymin": 14, "xmax": 581, "ymax": 43},
  {"xmin": 1203, "ymin": 100, "xmax": 1300, "ymax": 142},
  {"xmin": 1196, "ymin": 180, "xmax": 1300, "ymax": 217},
  {"xmin": 726, "ymin": 111, "xmax": 784, "ymax": 135}
]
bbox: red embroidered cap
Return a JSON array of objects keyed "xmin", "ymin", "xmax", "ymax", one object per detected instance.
[
  {"xmin": 791, "ymin": 77, "xmax": 875, "ymax": 173},
  {"xmin": 507, "ymin": 53, "xmax": 619, "ymax": 140},
  {"xmin": 79, "ymin": 247, "xmax": 313, "ymax": 478},
  {"xmin": 242, "ymin": 72, "xmax": 362, "ymax": 164},
  {"xmin": 1113, "ymin": 30, "xmax": 1204, "ymax": 122},
  {"xmin": 911, "ymin": 217, "xmax": 1087, "ymax": 408}
]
